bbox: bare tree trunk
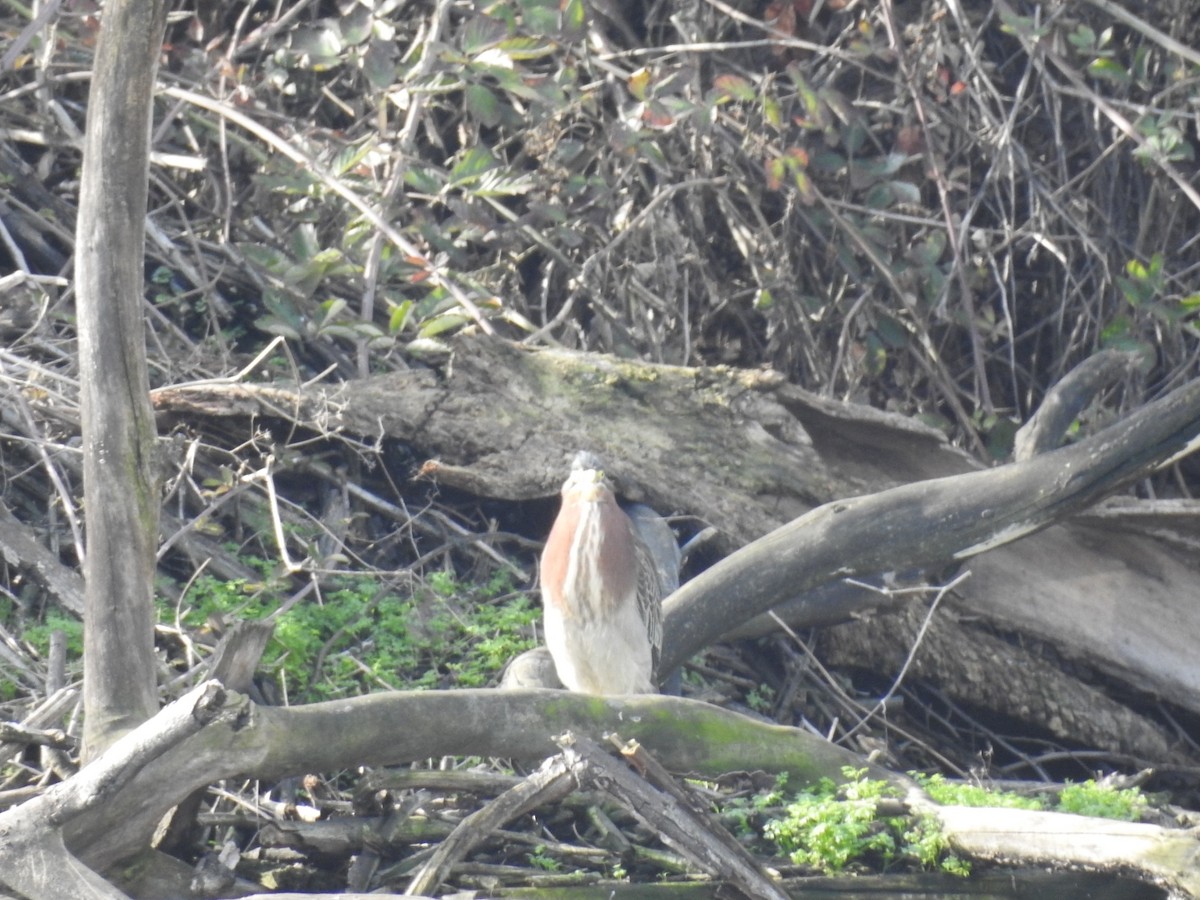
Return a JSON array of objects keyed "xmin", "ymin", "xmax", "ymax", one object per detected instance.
[{"xmin": 75, "ymin": 0, "xmax": 168, "ymax": 759}]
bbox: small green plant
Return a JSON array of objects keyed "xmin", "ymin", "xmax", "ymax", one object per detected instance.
[
  {"xmin": 722, "ymin": 772, "xmax": 788, "ymax": 838},
  {"xmin": 903, "ymin": 813, "xmax": 968, "ymax": 875},
  {"xmin": 745, "ymin": 683, "xmax": 776, "ymax": 714},
  {"xmin": 170, "ymin": 563, "xmax": 538, "ymax": 701},
  {"xmin": 21, "ymin": 611, "xmax": 84, "ymax": 662},
  {"xmin": 528, "ymin": 845, "xmax": 561, "ymax": 871},
  {"xmin": 917, "ymin": 773, "xmax": 1145, "ymax": 821},
  {"xmin": 755, "ymin": 772, "xmax": 789, "ymax": 809},
  {"xmin": 763, "ymin": 767, "xmax": 967, "ymax": 875},
  {"xmin": 1057, "ymin": 780, "xmax": 1146, "ymax": 821},
  {"xmin": 0, "ymin": 604, "xmax": 84, "ymax": 702},
  {"xmin": 916, "ymin": 773, "xmax": 1044, "ymax": 810}
]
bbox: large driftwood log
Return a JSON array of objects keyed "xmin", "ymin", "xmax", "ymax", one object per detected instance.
[
  {"xmin": 55, "ymin": 684, "xmax": 877, "ymax": 873},
  {"xmin": 152, "ymin": 335, "xmax": 1200, "ymax": 743},
  {"xmin": 922, "ymin": 799, "xmax": 1200, "ymax": 897},
  {"xmin": 4, "ymin": 682, "xmax": 1199, "ymax": 898}
]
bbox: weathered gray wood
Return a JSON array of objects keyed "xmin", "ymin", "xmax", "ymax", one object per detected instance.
[
  {"xmin": 153, "ymin": 336, "xmax": 844, "ymax": 550},
  {"xmin": 0, "ymin": 501, "xmax": 85, "ymax": 615},
  {"xmin": 0, "ymin": 681, "xmax": 223, "ymax": 900},
  {"xmin": 151, "ymin": 337, "xmax": 1200, "ymax": 724},
  {"xmin": 660, "ymin": 375, "xmax": 1200, "ymax": 674},
  {"xmin": 926, "ymin": 802, "xmax": 1200, "ymax": 897},
  {"xmin": 75, "ymin": 0, "xmax": 168, "ymax": 757},
  {"xmin": 11, "ymin": 681, "xmax": 1196, "ymax": 896},
  {"xmin": 1013, "ymin": 349, "xmax": 1141, "ymax": 461},
  {"xmin": 62, "ymin": 685, "xmax": 878, "ymax": 871}
]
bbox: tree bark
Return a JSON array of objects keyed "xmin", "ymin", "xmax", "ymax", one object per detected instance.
[
  {"xmin": 659, "ymin": 373, "xmax": 1200, "ymax": 674},
  {"xmin": 75, "ymin": 0, "xmax": 168, "ymax": 757}
]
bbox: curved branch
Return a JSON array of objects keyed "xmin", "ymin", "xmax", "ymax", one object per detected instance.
[
  {"xmin": 63, "ymin": 686, "xmax": 881, "ymax": 871},
  {"xmin": 661, "ymin": 377, "xmax": 1200, "ymax": 673}
]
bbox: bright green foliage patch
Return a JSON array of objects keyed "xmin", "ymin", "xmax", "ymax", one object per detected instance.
[
  {"xmin": 20, "ymin": 611, "xmax": 84, "ymax": 663},
  {"xmin": 762, "ymin": 767, "xmax": 968, "ymax": 876},
  {"xmin": 917, "ymin": 773, "xmax": 1146, "ymax": 821},
  {"xmin": 1, "ymin": 562, "xmax": 538, "ymax": 704},
  {"xmin": 0, "ymin": 600, "xmax": 83, "ymax": 700},
  {"xmin": 1057, "ymin": 780, "xmax": 1147, "ymax": 821},
  {"xmin": 917, "ymin": 773, "xmax": 1045, "ymax": 810},
  {"xmin": 528, "ymin": 845, "xmax": 561, "ymax": 871},
  {"xmin": 172, "ymin": 563, "xmax": 537, "ymax": 701}
]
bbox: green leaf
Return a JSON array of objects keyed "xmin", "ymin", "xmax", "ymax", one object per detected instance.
[
  {"xmin": 843, "ymin": 122, "xmax": 869, "ymax": 155},
  {"xmin": 560, "ymin": 0, "xmax": 586, "ymax": 37},
  {"xmin": 1117, "ymin": 277, "xmax": 1151, "ymax": 307},
  {"xmin": 362, "ymin": 38, "xmax": 399, "ymax": 89},
  {"xmin": 419, "ymin": 312, "xmax": 471, "ymax": 338},
  {"xmin": 389, "ymin": 299, "xmax": 414, "ymax": 333},
  {"xmin": 862, "ymin": 333, "xmax": 887, "ymax": 376},
  {"xmin": 449, "ymin": 146, "xmax": 499, "ymax": 186},
  {"xmin": 472, "ymin": 169, "xmax": 535, "ymax": 196},
  {"xmin": 332, "ymin": 140, "xmax": 375, "ymax": 176},
  {"xmin": 1067, "ymin": 24, "xmax": 1096, "ymax": 50},
  {"xmin": 765, "ymin": 157, "xmax": 787, "ymax": 191},
  {"xmin": 318, "ymin": 298, "xmax": 348, "ymax": 326},
  {"xmin": 792, "ymin": 168, "xmax": 815, "ymax": 203},
  {"xmin": 908, "ymin": 231, "xmax": 947, "ymax": 266},
  {"xmin": 627, "ymin": 68, "xmax": 651, "ymax": 101},
  {"xmin": 497, "ymin": 36, "xmax": 557, "ymax": 60},
  {"xmin": 875, "ymin": 313, "xmax": 908, "ymax": 349},
  {"xmin": 712, "ymin": 73, "xmax": 755, "ymax": 103},
  {"xmin": 404, "ymin": 166, "xmax": 445, "ymax": 194},
  {"xmin": 290, "ymin": 23, "xmax": 345, "ymax": 69},
  {"xmin": 863, "ymin": 182, "xmax": 893, "ymax": 209},
  {"xmin": 790, "ymin": 70, "xmax": 826, "ymax": 128},
  {"xmin": 552, "ymin": 139, "xmax": 586, "ymax": 165},
  {"xmin": 285, "ymin": 247, "xmax": 347, "ymax": 297},
  {"xmin": 518, "ymin": 0, "xmax": 559, "ymax": 34},
  {"xmin": 255, "ymin": 315, "xmax": 303, "ymax": 340},
  {"xmin": 998, "ymin": 10, "xmax": 1051, "ymax": 39},
  {"xmin": 1087, "ymin": 58, "xmax": 1130, "ymax": 84},
  {"xmin": 888, "ymin": 180, "xmax": 921, "ymax": 205},
  {"xmin": 810, "ymin": 150, "xmax": 845, "ymax": 172},
  {"xmin": 291, "ymin": 224, "xmax": 320, "ymax": 262},
  {"xmin": 340, "ymin": 3, "xmax": 374, "ymax": 45},
  {"xmin": 239, "ymin": 243, "xmax": 290, "ymax": 275},
  {"xmin": 762, "ymin": 95, "xmax": 783, "ymax": 129},
  {"xmin": 460, "ymin": 15, "xmax": 506, "ymax": 55},
  {"xmin": 1125, "ymin": 258, "xmax": 1150, "ymax": 280},
  {"xmin": 465, "ymin": 83, "xmax": 503, "ymax": 126},
  {"xmin": 849, "ymin": 152, "xmax": 907, "ymax": 187},
  {"xmin": 1099, "ymin": 315, "xmax": 1133, "ymax": 343},
  {"xmin": 483, "ymin": 65, "xmax": 565, "ymax": 106}
]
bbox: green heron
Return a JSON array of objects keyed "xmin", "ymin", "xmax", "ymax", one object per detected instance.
[{"xmin": 540, "ymin": 452, "xmax": 664, "ymax": 694}]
